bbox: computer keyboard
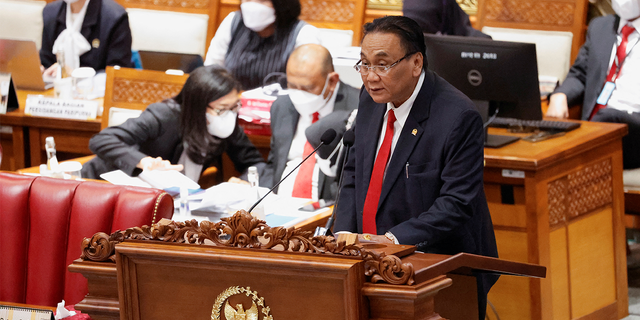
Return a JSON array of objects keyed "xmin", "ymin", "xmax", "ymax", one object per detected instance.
[{"xmin": 488, "ymin": 117, "xmax": 581, "ymax": 132}]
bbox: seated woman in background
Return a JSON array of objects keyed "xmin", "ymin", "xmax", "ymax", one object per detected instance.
[
  {"xmin": 40, "ymin": 0, "xmax": 134, "ymax": 76},
  {"xmin": 81, "ymin": 65, "xmax": 265, "ymax": 182},
  {"xmin": 204, "ymin": 0, "xmax": 320, "ymax": 90},
  {"xmin": 403, "ymin": 0, "xmax": 490, "ymax": 38}
]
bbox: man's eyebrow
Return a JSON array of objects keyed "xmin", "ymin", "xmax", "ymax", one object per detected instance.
[{"xmin": 361, "ymin": 50, "xmax": 390, "ymax": 59}]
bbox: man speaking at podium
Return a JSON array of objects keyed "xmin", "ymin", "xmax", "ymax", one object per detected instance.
[{"xmin": 333, "ymin": 16, "xmax": 498, "ymax": 320}]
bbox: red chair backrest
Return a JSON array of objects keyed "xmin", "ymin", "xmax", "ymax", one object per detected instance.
[{"xmin": 0, "ymin": 172, "xmax": 173, "ymax": 307}]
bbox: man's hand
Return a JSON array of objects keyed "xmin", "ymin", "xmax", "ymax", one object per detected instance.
[
  {"xmin": 358, "ymin": 233, "xmax": 394, "ymax": 244},
  {"xmin": 228, "ymin": 177, "xmax": 249, "ymax": 185},
  {"xmin": 546, "ymin": 93, "xmax": 569, "ymax": 119},
  {"xmin": 137, "ymin": 156, "xmax": 184, "ymax": 171},
  {"xmin": 43, "ymin": 63, "xmax": 58, "ymax": 78}
]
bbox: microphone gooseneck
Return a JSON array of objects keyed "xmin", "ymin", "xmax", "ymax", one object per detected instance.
[
  {"xmin": 248, "ymin": 128, "xmax": 337, "ymax": 213},
  {"xmin": 323, "ymin": 128, "xmax": 355, "ymax": 235}
]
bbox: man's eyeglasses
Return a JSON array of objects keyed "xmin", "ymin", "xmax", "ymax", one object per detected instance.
[
  {"xmin": 354, "ymin": 52, "xmax": 417, "ymax": 75},
  {"xmin": 210, "ymin": 101, "xmax": 242, "ymax": 116}
]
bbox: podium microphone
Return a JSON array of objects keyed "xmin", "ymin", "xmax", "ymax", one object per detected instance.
[
  {"xmin": 317, "ymin": 129, "xmax": 355, "ymax": 237},
  {"xmin": 248, "ymin": 128, "xmax": 337, "ymax": 213}
]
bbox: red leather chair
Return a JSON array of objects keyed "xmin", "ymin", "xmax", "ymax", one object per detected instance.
[{"xmin": 0, "ymin": 172, "xmax": 174, "ymax": 307}]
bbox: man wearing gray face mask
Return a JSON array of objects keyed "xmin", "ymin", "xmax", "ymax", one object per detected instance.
[
  {"xmin": 260, "ymin": 44, "xmax": 359, "ymax": 201},
  {"xmin": 547, "ymin": 0, "xmax": 640, "ymax": 169}
]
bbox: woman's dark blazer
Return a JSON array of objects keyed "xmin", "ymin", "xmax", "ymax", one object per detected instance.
[{"xmin": 81, "ymin": 101, "xmax": 264, "ymax": 179}]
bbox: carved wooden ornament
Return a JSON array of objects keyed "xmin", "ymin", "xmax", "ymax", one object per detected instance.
[{"xmin": 80, "ymin": 210, "xmax": 415, "ymax": 285}]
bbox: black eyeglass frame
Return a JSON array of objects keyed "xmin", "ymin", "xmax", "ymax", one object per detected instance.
[
  {"xmin": 209, "ymin": 100, "xmax": 242, "ymax": 116},
  {"xmin": 353, "ymin": 52, "xmax": 418, "ymax": 75}
]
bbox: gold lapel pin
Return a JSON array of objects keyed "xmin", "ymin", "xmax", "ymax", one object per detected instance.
[
  {"xmin": 412, "ymin": 129, "xmax": 418, "ymax": 136},
  {"xmin": 92, "ymin": 39, "xmax": 100, "ymax": 49}
]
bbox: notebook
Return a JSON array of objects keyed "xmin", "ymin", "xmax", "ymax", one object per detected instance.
[{"xmin": 0, "ymin": 38, "xmax": 53, "ymax": 91}]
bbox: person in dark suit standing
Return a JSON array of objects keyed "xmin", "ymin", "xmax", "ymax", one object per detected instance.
[
  {"xmin": 261, "ymin": 44, "xmax": 359, "ymax": 200},
  {"xmin": 546, "ymin": 0, "xmax": 640, "ymax": 168},
  {"xmin": 40, "ymin": 0, "xmax": 133, "ymax": 76},
  {"xmin": 333, "ymin": 16, "xmax": 498, "ymax": 320},
  {"xmin": 402, "ymin": 0, "xmax": 490, "ymax": 38}
]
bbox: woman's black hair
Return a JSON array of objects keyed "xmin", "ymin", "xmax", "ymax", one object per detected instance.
[
  {"xmin": 174, "ymin": 65, "xmax": 241, "ymax": 164},
  {"xmin": 271, "ymin": 0, "xmax": 301, "ymax": 30},
  {"xmin": 362, "ymin": 16, "xmax": 427, "ymax": 70}
]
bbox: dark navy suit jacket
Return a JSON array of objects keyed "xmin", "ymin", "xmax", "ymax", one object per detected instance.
[
  {"xmin": 40, "ymin": 0, "xmax": 133, "ymax": 71},
  {"xmin": 554, "ymin": 15, "xmax": 620, "ymax": 120},
  {"xmin": 334, "ymin": 70, "xmax": 499, "ymax": 305},
  {"xmin": 335, "ymin": 70, "xmax": 498, "ymax": 258}
]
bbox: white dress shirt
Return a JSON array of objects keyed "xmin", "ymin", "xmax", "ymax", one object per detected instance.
[
  {"xmin": 607, "ymin": 18, "xmax": 640, "ymax": 114},
  {"xmin": 277, "ymin": 82, "xmax": 340, "ymax": 200},
  {"xmin": 375, "ymin": 71, "xmax": 425, "ymax": 177}
]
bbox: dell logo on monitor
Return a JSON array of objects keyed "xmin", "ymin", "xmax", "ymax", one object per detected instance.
[{"xmin": 468, "ymin": 70, "xmax": 482, "ymax": 86}]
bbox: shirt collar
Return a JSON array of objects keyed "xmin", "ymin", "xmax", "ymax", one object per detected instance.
[
  {"xmin": 619, "ymin": 18, "xmax": 640, "ymax": 33},
  {"xmin": 385, "ymin": 71, "xmax": 425, "ymax": 126}
]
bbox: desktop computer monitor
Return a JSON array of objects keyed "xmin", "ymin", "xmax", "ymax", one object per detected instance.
[{"xmin": 423, "ymin": 34, "xmax": 541, "ymax": 123}]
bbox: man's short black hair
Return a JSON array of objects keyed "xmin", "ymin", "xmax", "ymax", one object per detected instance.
[{"xmin": 362, "ymin": 16, "xmax": 427, "ymax": 69}]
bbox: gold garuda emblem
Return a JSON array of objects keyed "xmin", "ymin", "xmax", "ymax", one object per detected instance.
[{"xmin": 211, "ymin": 286, "xmax": 273, "ymax": 320}]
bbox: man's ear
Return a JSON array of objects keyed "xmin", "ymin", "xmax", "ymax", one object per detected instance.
[
  {"xmin": 412, "ymin": 53, "xmax": 424, "ymax": 77},
  {"xmin": 325, "ymin": 71, "xmax": 340, "ymax": 97}
]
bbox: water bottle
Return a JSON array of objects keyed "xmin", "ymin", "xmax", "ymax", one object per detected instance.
[
  {"xmin": 45, "ymin": 137, "xmax": 63, "ymax": 178},
  {"xmin": 246, "ymin": 166, "xmax": 265, "ymax": 219},
  {"xmin": 179, "ymin": 186, "xmax": 190, "ymax": 217}
]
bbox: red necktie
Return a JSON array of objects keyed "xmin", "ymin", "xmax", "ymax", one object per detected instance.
[
  {"xmin": 590, "ymin": 24, "xmax": 636, "ymax": 120},
  {"xmin": 292, "ymin": 112, "xmax": 320, "ymax": 198},
  {"xmin": 362, "ymin": 109, "xmax": 396, "ymax": 234}
]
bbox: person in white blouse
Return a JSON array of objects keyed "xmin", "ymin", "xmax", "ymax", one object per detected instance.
[
  {"xmin": 204, "ymin": 0, "xmax": 320, "ymax": 90},
  {"xmin": 39, "ymin": 0, "xmax": 133, "ymax": 77}
]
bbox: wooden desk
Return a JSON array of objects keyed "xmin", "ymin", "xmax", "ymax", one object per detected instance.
[
  {"xmin": 484, "ymin": 121, "xmax": 628, "ymax": 320},
  {"xmin": 0, "ymin": 89, "xmax": 101, "ymax": 170}
]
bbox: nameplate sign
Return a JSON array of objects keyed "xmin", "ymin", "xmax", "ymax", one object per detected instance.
[{"xmin": 25, "ymin": 95, "xmax": 98, "ymax": 120}]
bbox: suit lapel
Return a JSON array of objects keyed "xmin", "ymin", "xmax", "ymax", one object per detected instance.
[
  {"xmin": 277, "ymin": 98, "xmax": 299, "ymax": 179},
  {"xmin": 361, "ymin": 102, "xmax": 387, "ymax": 196},
  {"xmin": 333, "ymin": 82, "xmax": 348, "ymax": 111},
  {"xmin": 596, "ymin": 16, "xmax": 620, "ymax": 82},
  {"xmin": 81, "ymin": 0, "xmax": 100, "ymax": 40},
  {"xmin": 377, "ymin": 71, "xmax": 435, "ymax": 208},
  {"xmin": 56, "ymin": 4, "xmax": 66, "ymax": 26}
]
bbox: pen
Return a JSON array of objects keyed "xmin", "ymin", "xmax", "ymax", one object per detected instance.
[{"xmin": 405, "ymin": 162, "xmax": 409, "ymax": 178}]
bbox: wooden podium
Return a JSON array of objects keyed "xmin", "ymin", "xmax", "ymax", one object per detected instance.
[{"xmin": 70, "ymin": 211, "xmax": 544, "ymax": 320}]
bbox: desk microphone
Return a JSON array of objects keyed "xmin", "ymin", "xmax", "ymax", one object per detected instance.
[
  {"xmin": 319, "ymin": 129, "xmax": 355, "ymax": 236},
  {"xmin": 248, "ymin": 128, "xmax": 337, "ymax": 213}
]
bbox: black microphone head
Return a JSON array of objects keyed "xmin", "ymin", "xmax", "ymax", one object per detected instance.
[
  {"xmin": 343, "ymin": 129, "xmax": 355, "ymax": 147},
  {"xmin": 320, "ymin": 128, "xmax": 337, "ymax": 145}
]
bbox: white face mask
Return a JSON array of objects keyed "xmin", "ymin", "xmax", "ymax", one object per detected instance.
[
  {"xmin": 206, "ymin": 111, "xmax": 237, "ymax": 139},
  {"xmin": 240, "ymin": 2, "xmax": 276, "ymax": 32},
  {"xmin": 287, "ymin": 76, "xmax": 332, "ymax": 116},
  {"xmin": 63, "ymin": 0, "xmax": 80, "ymax": 4},
  {"xmin": 612, "ymin": 0, "xmax": 640, "ymax": 21}
]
